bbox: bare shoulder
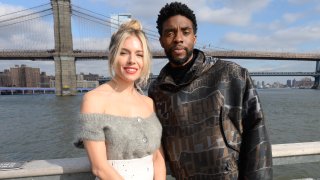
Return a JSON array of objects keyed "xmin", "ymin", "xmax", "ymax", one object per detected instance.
[
  {"xmin": 81, "ymin": 84, "xmax": 112, "ymax": 113},
  {"xmin": 141, "ymin": 95, "xmax": 155, "ymax": 111}
]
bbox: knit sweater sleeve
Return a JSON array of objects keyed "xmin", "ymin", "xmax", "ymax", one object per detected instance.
[{"xmin": 74, "ymin": 114, "xmax": 108, "ymax": 148}]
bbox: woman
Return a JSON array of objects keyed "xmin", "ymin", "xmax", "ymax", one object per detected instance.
[{"xmin": 74, "ymin": 20, "xmax": 166, "ymax": 180}]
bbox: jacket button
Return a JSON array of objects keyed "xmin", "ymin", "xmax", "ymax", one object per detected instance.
[{"xmin": 142, "ymin": 137, "xmax": 147, "ymax": 143}]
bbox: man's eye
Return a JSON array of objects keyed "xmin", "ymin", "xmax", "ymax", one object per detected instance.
[
  {"xmin": 166, "ymin": 32, "xmax": 174, "ymax": 37},
  {"xmin": 183, "ymin": 31, "xmax": 190, "ymax": 35}
]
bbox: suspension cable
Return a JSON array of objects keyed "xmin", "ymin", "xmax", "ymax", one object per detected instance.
[{"xmin": 0, "ymin": 3, "xmax": 50, "ymax": 18}]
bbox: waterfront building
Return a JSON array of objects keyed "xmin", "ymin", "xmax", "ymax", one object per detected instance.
[
  {"xmin": 110, "ymin": 13, "xmax": 132, "ymax": 35},
  {"xmin": 10, "ymin": 65, "xmax": 40, "ymax": 87},
  {"xmin": 76, "ymin": 80, "xmax": 99, "ymax": 88},
  {"xmin": 40, "ymin": 72, "xmax": 55, "ymax": 88},
  {"xmin": 76, "ymin": 73, "xmax": 99, "ymax": 88},
  {"xmin": 80, "ymin": 72, "xmax": 99, "ymax": 81},
  {"xmin": 0, "ymin": 69, "xmax": 11, "ymax": 87},
  {"xmin": 292, "ymin": 79, "xmax": 297, "ymax": 88},
  {"xmin": 296, "ymin": 77, "xmax": 313, "ymax": 88},
  {"xmin": 252, "ymin": 79, "xmax": 256, "ymax": 88},
  {"xmin": 287, "ymin": 79, "xmax": 292, "ymax": 87},
  {"xmin": 49, "ymin": 79, "xmax": 55, "ymax": 88}
]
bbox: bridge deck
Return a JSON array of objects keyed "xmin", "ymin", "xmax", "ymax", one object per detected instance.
[{"xmin": 1, "ymin": 50, "xmax": 320, "ymax": 61}]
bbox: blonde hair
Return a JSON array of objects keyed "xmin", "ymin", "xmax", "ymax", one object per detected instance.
[{"xmin": 108, "ymin": 19, "xmax": 152, "ymax": 87}]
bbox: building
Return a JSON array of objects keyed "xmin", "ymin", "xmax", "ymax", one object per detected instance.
[
  {"xmin": 110, "ymin": 13, "xmax": 132, "ymax": 35},
  {"xmin": 296, "ymin": 77, "xmax": 313, "ymax": 88},
  {"xmin": 40, "ymin": 72, "xmax": 55, "ymax": 88},
  {"xmin": 287, "ymin": 79, "xmax": 292, "ymax": 87},
  {"xmin": 256, "ymin": 81, "xmax": 262, "ymax": 89},
  {"xmin": 10, "ymin": 65, "xmax": 40, "ymax": 87},
  {"xmin": 77, "ymin": 80, "xmax": 99, "ymax": 89},
  {"xmin": 76, "ymin": 73, "xmax": 99, "ymax": 89},
  {"xmin": 292, "ymin": 79, "xmax": 297, "ymax": 88},
  {"xmin": 0, "ymin": 69, "xmax": 11, "ymax": 87},
  {"xmin": 81, "ymin": 73, "xmax": 99, "ymax": 81}
]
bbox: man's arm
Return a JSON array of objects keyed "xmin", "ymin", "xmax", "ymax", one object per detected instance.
[{"xmin": 239, "ymin": 72, "xmax": 273, "ymax": 179}]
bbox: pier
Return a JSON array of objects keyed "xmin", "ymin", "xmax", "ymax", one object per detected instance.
[{"xmin": 1, "ymin": 141, "xmax": 319, "ymax": 179}]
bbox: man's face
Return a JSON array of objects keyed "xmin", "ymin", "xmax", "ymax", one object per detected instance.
[{"xmin": 160, "ymin": 15, "xmax": 196, "ymax": 67}]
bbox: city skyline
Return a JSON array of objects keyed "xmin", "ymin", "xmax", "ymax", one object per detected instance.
[
  {"xmin": 0, "ymin": 63, "xmax": 314, "ymax": 87},
  {"xmin": 0, "ymin": 0, "xmax": 320, "ymax": 84},
  {"xmin": 0, "ymin": 64, "xmax": 100, "ymax": 89}
]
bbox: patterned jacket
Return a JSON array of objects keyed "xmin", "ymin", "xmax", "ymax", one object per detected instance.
[{"xmin": 148, "ymin": 49, "xmax": 273, "ymax": 180}]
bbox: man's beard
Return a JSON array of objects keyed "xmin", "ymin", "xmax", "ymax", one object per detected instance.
[{"xmin": 165, "ymin": 47, "xmax": 193, "ymax": 66}]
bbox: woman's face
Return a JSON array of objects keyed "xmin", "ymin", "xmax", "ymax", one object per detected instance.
[{"xmin": 114, "ymin": 35, "xmax": 144, "ymax": 83}]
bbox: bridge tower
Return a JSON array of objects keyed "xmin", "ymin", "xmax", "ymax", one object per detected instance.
[
  {"xmin": 51, "ymin": 0, "xmax": 77, "ymax": 95},
  {"xmin": 312, "ymin": 61, "xmax": 320, "ymax": 89}
]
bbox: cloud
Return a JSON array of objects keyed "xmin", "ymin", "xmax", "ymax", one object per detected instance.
[
  {"xmin": 0, "ymin": 3, "xmax": 54, "ymax": 50},
  {"xmin": 273, "ymin": 25, "xmax": 320, "ymax": 45},
  {"xmin": 221, "ymin": 22, "xmax": 320, "ymax": 52},
  {"xmin": 187, "ymin": 0, "xmax": 270, "ymax": 26},
  {"xmin": 282, "ymin": 12, "xmax": 304, "ymax": 23},
  {"xmin": 73, "ymin": 37, "xmax": 110, "ymax": 50},
  {"xmin": 92, "ymin": 0, "xmax": 271, "ymax": 27},
  {"xmin": 287, "ymin": 0, "xmax": 319, "ymax": 5}
]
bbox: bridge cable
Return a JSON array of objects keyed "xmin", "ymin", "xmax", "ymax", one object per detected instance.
[
  {"xmin": 0, "ymin": 3, "xmax": 50, "ymax": 18},
  {"xmin": 0, "ymin": 8, "xmax": 52, "ymax": 24},
  {"xmin": 0, "ymin": 12, "xmax": 53, "ymax": 28},
  {"xmin": 71, "ymin": 4, "xmax": 159, "ymax": 38},
  {"xmin": 72, "ymin": 8, "xmax": 158, "ymax": 38},
  {"xmin": 71, "ymin": 9, "xmax": 159, "ymax": 41}
]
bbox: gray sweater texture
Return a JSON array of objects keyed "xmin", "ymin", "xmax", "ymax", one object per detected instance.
[{"xmin": 74, "ymin": 113, "xmax": 162, "ymax": 160}]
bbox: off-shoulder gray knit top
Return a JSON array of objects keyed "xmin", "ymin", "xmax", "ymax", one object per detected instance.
[{"xmin": 74, "ymin": 113, "xmax": 162, "ymax": 160}]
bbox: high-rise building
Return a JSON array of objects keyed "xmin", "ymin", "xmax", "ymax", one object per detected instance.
[
  {"xmin": 252, "ymin": 79, "xmax": 256, "ymax": 87},
  {"xmin": 40, "ymin": 72, "xmax": 54, "ymax": 87},
  {"xmin": 0, "ymin": 69, "xmax": 11, "ymax": 87},
  {"xmin": 257, "ymin": 81, "xmax": 262, "ymax": 89},
  {"xmin": 10, "ymin": 65, "xmax": 40, "ymax": 87},
  {"xmin": 286, "ymin": 79, "xmax": 292, "ymax": 87},
  {"xmin": 292, "ymin": 79, "xmax": 296, "ymax": 88},
  {"xmin": 110, "ymin": 14, "xmax": 132, "ymax": 35}
]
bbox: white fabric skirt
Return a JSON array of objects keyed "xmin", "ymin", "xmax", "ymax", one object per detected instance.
[{"xmin": 96, "ymin": 155, "xmax": 154, "ymax": 180}]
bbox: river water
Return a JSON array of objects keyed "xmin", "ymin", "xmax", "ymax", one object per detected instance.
[{"xmin": 0, "ymin": 88, "xmax": 319, "ymax": 179}]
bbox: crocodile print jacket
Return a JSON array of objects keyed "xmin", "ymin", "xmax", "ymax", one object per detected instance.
[{"xmin": 148, "ymin": 49, "xmax": 273, "ymax": 180}]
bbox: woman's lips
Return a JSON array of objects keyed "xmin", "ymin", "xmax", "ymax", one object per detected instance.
[{"xmin": 124, "ymin": 67, "xmax": 137, "ymax": 74}]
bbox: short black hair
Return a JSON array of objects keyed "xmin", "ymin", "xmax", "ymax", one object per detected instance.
[{"xmin": 156, "ymin": 2, "xmax": 197, "ymax": 36}]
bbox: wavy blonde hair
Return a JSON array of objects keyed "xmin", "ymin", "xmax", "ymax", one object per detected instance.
[{"xmin": 108, "ymin": 19, "xmax": 152, "ymax": 87}]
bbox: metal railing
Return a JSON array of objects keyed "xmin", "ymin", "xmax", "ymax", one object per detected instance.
[{"xmin": 0, "ymin": 141, "xmax": 319, "ymax": 179}]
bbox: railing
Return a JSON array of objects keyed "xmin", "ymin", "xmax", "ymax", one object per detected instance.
[
  {"xmin": 0, "ymin": 141, "xmax": 319, "ymax": 179},
  {"xmin": 0, "ymin": 87, "xmax": 93, "ymax": 95},
  {"xmin": 250, "ymin": 72, "xmax": 320, "ymax": 76}
]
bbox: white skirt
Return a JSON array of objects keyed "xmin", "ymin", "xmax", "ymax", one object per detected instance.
[{"xmin": 96, "ymin": 155, "xmax": 154, "ymax": 180}]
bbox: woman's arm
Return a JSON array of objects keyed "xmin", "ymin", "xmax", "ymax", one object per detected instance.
[
  {"xmin": 84, "ymin": 140, "xmax": 124, "ymax": 180},
  {"xmin": 81, "ymin": 91, "xmax": 123, "ymax": 180},
  {"xmin": 153, "ymin": 146, "xmax": 166, "ymax": 180}
]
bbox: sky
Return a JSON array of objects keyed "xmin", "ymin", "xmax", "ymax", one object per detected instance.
[{"xmin": 0, "ymin": 0, "xmax": 320, "ymax": 84}]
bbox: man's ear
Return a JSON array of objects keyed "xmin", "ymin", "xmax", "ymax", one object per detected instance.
[{"xmin": 194, "ymin": 34, "xmax": 197, "ymax": 45}]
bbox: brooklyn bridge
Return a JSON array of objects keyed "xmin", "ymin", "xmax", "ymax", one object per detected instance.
[{"xmin": 0, "ymin": 0, "xmax": 319, "ymax": 95}]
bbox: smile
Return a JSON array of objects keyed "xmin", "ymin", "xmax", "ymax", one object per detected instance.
[{"xmin": 124, "ymin": 67, "xmax": 138, "ymax": 74}]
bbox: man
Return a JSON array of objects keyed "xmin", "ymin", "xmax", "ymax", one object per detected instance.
[{"xmin": 148, "ymin": 2, "xmax": 273, "ymax": 179}]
